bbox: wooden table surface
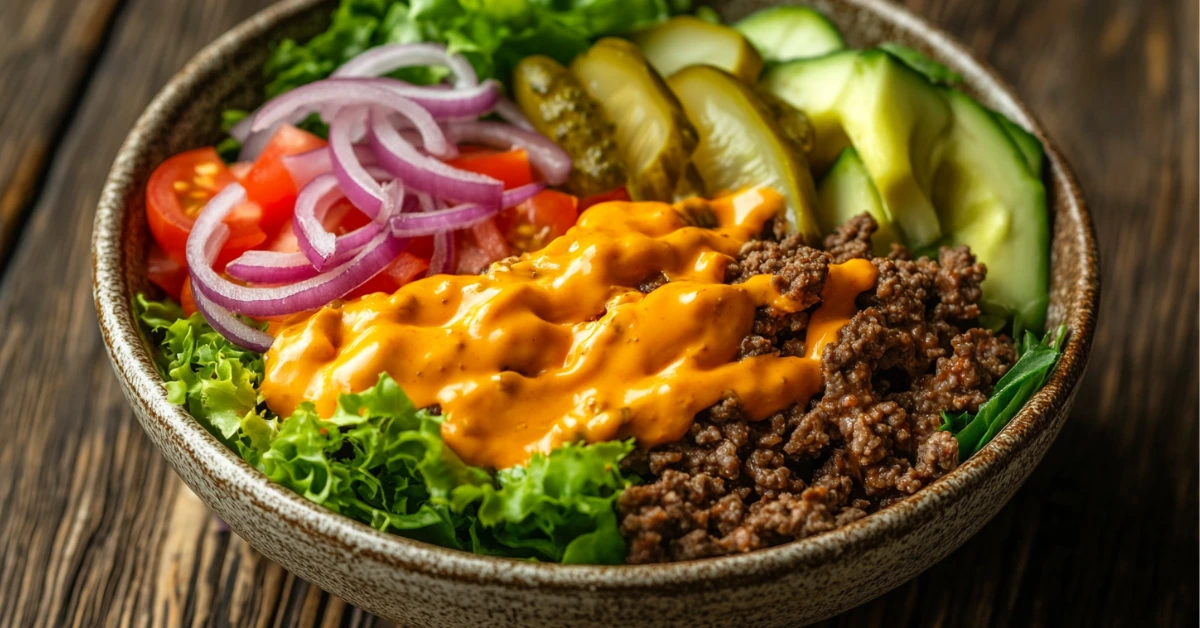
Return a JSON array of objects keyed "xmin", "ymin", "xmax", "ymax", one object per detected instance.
[{"xmin": 0, "ymin": 0, "xmax": 1195, "ymax": 625}]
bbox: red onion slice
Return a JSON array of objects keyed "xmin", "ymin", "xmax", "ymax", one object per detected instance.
[
  {"xmin": 333, "ymin": 43, "xmax": 478, "ymax": 88},
  {"xmin": 237, "ymin": 120, "xmax": 283, "ymax": 162},
  {"xmin": 250, "ymin": 78, "xmax": 499, "ymax": 134},
  {"xmin": 282, "ymin": 145, "xmax": 377, "ymax": 189},
  {"xmin": 329, "ymin": 108, "xmax": 388, "ymax": 218},
  {"xmin": 491, "ymin": 96, "xmax": 535, "ymax": 131},
  {"xmin": 191, "ymin": 285, "xmax": 274, "ymax": 352},
  {"xmin": 187, "ymin": 183, "xmax": 410, "ymax": 317},
  {"xmin": 390, "ymin": 183, "xmax": 545, "ymax": 237},
  {"xmin": 369, "ymin": 112, "xmax": 504, "ymax": 206},
  {"xmin": 251, "ymin": 80, "xmax": 450, "ymax": 152},
  {"xmin": 445, "ymin": 121, "xmax": 571, "ymax": 186}
]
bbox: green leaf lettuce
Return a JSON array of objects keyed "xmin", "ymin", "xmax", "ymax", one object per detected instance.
[{"xmin": 136, "ymin": 295, "xmax": 634, "ymax": 563}]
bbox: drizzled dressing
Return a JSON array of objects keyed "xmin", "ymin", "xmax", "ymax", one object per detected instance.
[{"xmin": 261, "ymin": 188, "xmax": 877, "ymax": 469}]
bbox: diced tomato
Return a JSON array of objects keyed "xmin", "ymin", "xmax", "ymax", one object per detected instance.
[
  {"xmin": 579, "ymin": 187, "xmax": 630, "ymax": 212},
  {"xmin": 497, "ymin": 190, "xmax": 579, "ymax": 252},
  {"xmin": 446, "ymin": 148, "xmax": 535, "ymax": 189},
  {"xmin": 146, "ymin": 147, "xmax": 267, "ymax": 267},
  {"xmin": 146, "ymin": 242, "xmax": 187, "ymax": 301},
  {"xmin": 180, "ymin": 277, "xmax": 198, "ymax": 317},
  {"xmin": 346, "ymin": 251, "xmax": 432, "ymax": 299},
  {"xmin": 455, "ymin": 219, "xmax": 514, "ymax": 274},
  {"xmin": 241, "ymin": 125, "xmax": 326, "ymax": 232}
]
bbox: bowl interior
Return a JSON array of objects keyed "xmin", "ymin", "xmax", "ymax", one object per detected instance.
[{"xmin": 94, "ymin": 0, "xmax": 1098, "ymax": 594}]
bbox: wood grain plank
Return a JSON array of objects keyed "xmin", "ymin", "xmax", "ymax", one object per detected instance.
[
  {"xmin": 0, "ymin": 0, "xmax": 124, "ymax": 274},
  {"xmin": 0, "ymin": 0, "xmax": 386, "ymax": 625},
  {"xmin": 0, "ymin": 0, "xmax": 1193, "ymax": 625}
]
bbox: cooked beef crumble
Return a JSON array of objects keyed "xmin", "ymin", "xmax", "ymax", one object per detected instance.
[{"xmin": 617, "ymin": 213, "xmax": 1017, "ymax": 564}]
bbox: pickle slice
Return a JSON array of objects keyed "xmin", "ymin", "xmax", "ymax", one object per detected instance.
[
  {"xmin": 631, "ymin": 16, "xmax": 764, "ymax": 84},
  {"xmin": 513, "ymin": 55, "xmax": 627, "ymax": 197},
  {"xmin": 668, "ymin": 65, "xmax": 822, "ymax": 242},
  {"xmin": 571, "ymin": 38, "xmax": 698, "ymax": 201}
]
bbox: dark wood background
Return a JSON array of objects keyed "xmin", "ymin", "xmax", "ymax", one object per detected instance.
[{"xmin": 0, "ymin": 0, "xmax": 1194, "ymax": 625}]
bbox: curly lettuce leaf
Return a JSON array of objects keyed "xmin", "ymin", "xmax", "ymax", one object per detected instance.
[
  {"xmin": 135, "ymin": 294, "xmax": 264, "ymax": 443},
  {"xmin": 262, "ymin": 0, "xmax": 688, "ymax": 98},
  {"xmin": 135, "ymin": 295, "xmax": 634, "ymax": 563},
  {"xmin": 941, "ymin": 325, "xmax": 1066, "ymax": 460}
]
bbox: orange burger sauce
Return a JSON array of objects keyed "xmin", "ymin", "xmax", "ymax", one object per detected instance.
[{"xmin": 261, "ymin": 188, "xmax": 877, "ymax": 469}]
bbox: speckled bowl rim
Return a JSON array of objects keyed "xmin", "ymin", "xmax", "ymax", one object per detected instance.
[{"xmin": 93, "ymin": 0, "xmax": 1099, "ymax": 593}]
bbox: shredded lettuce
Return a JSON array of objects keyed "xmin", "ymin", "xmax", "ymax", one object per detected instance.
[
  {"xmin": 941, "ymin": 325, "xmax": 1066, "ymax": 460},
  {"xmin": 135, "ymin": 295, "xmax": 634, "ymax": 563},
  {"xmin": 261, "ymin": 0, "xmax": 690, "ymax": 98}
]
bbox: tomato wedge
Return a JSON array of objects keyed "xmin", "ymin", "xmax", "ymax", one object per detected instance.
[
  {"xmin": 146, "ymin": 147, "xmax": 267, "ymax": 266},
  {"xmin": 446, "ymin": 148, "xmax": 535, "ymax": 189},
  {"xmin": 497, "ymin": 190, "xmax": 579, "ymax": 253},
  {"xmin": 241, "ymin": 125, "xmax": 327, "ymax": 232}
]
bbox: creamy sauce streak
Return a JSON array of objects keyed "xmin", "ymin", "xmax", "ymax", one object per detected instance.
[{"xmin": 262, "ymin": 189, "xmax": 877, "ymax": 469}]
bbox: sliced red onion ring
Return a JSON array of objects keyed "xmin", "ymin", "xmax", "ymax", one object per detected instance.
[
  {"xmin": 250, "ymin": 78, "xmax": 499, "ymax": 133},
  {"xmin": 445, "ymin": 121, "xmax": 571, "ymax": 186},
  {"xmin": 192, "ymin": 285, "xmax": 274, "ymax": 352},
  {"xmin": 329, "ymin": 108, "xmax": 388, "ymax": 217},
  {"xmin": 492, "ymin": 96, "xmax": 534, "ymax": 131},
  {"xmin": 237, "ymin": 119, "xmax": 283, "ymax": 162},
  {"xmin": 187, "ymin": 183, "xmax": 410, "ymax": 317},
  {"xmin": 369, "ymin": 112, "xmax": 504, "ymax": 206},
  {"xmin": 229, "ymin": 110, "xmax": 256, "ymax": 142},
  {"xmin": 293, "ymin": 173, "xmax": 343, "ymax": 268},
  {"xmin": 333, "ymin": 43, "xmax": 478, "ymax": 88},
  {"xmin": 231, "ymin": 172, "xmax": 405, "ymax": 283},
  {"xmin": 251, "ymin": 80, "xmax": 450, "ymax": 152},
  {"xmin": 282, "ymin": 145, "xmax": 377, "ymax": 189},
  {"xmin": 499, "ymin": 182, "xmax": 547, "ymax": 208},
  {"xmin": 390, "ymin": 183, "xmax": 545, "ymax": 237},
  {"xmin": 428, "ymin": 230, "xmax": 455, "ymax": 276}
]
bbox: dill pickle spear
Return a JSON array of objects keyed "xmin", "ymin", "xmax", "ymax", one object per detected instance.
[
  {"xmin": 512, "ymin": 55, "xmax": 627, "ymax": 197},
  {"xmin": 571, "ymin": 38, "xmax": 698, "ymax": 201},
  {"xmin": 631, "ymin": 16, "xmax": 764, "ymax": 84},
  {"xmin": 667, "ymin": 65, "xmax": 822, "ymax": 243}
]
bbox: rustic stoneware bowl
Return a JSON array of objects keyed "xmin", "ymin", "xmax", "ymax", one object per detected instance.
[{"xmin": 92, "ymin": 0, "xmax": 1100, "ymax": 625}]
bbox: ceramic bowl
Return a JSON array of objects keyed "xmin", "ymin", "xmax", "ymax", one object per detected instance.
[{"xmin": 92, "ymin": 0, "xmax": 1100, "ymax": 625}]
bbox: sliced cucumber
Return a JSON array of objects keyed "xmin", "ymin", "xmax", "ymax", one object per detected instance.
[
  {"xmin": 817, "ymin": 147, "xmax": 901, "ymax": 254},
  {"xmin": 932, "ymin": 90, "xmax": 1049, "ymax": 331},
  {"xmin": 734, "ymin": 6, "xmax": 846, "ymax": 63},
  {"xmin": 668, "ymin": 65, "xmax": 823, "ymax": 242},
  {"xmin": 763, "ymin": 50, "xmax": 951, "ymax": 248},
  {"xmin": 759, "ymin": 50, "xmax": 857, "ymax": 170},
  {"xmin": 989, "ymin": 109, "xmax": 1045, "ymax": 176},
  {"xmin": 631, "ymin": 16, "xmax": 763, "ymax": 84}
]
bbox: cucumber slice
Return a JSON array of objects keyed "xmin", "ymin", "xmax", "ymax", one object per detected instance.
[
  {"xmin": 734, "ymin": 6, "xmax": 846, "ymax": 63},
  {"xmin": 989, "ymin": 109, "xmax": 1045, "ymax": 176},
  {"xmin": 759, "ymin": 50, "xmax": 857, "ymax": 170},
  {"xmin": 932, "ymin": 90, "xmax": 1050, "ymax": 331},
  {"xmin": 631, "ymin": 16, "xmax": 763, "ymax": 84},
  {"xmin": 763, "ymin": 50, "xmax": 951, "ymax": 248},
  {"xmin": 817, "ymin": 147, "xmax": 901, "ymax": 254}
]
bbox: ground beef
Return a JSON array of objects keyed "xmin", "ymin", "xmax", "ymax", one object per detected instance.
[{"xmin": 618, "ymin": 213, "xmax": 1017, "ymax": 564}]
